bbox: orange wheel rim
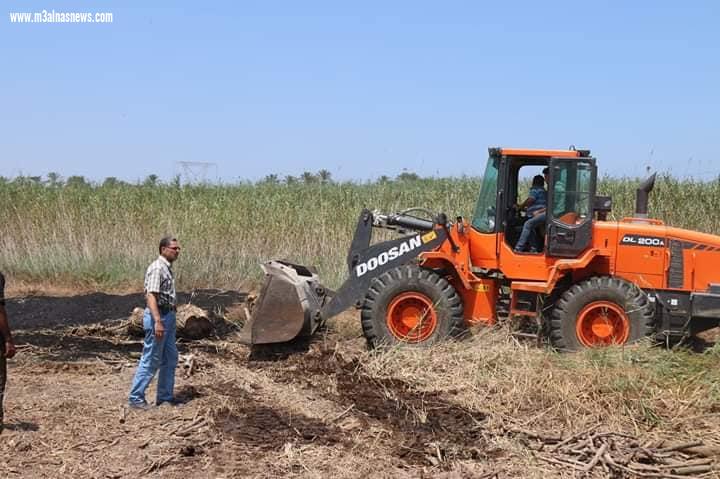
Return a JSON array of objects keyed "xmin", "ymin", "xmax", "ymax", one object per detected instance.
[
  {"xmin": 386, "ymin": 292, "xmax": 438, "ymax": 343},
  {"xmin": 575, "ymin": 301, "xmax": 630, "ymax": 347}
]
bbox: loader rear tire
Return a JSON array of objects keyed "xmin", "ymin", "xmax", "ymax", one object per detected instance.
[
  {"xmin": 550, "ymin": 276, "xmax": 655, "ymax": 351},
  {"xmin": 361, "ymin": 265, "xmax": 464, "ymax": 349}
]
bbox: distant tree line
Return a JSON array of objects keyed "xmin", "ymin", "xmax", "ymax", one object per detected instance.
[
  {"xmin": 259, "ymin": 169, "xmax": 334, "ymax": 185},
  {"xmin": 259, "ymin": 168, "xmax": 426, "ymax": 185},
  {"xmin": 0, "ymin": 172, "xmax": 187, "ymax": 188},
  {"xmin": 0, "ymin": 168, "xmax": 435, "ymax": 188}
]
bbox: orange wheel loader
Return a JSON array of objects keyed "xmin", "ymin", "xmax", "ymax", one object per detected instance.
[{"xmin": 240, "ymin": 147, "xmax": 720, "ymax": 351}]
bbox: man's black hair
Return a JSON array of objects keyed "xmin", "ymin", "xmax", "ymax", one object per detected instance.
[
  {"xmin": 542, "ymin": 167, "xmax": 549, "ymax": 175},
  {"xmin": 532, "ymin": 175, "xmax": 545, "ymax": 187},
  {"xmin": 159, "ymin": 236, "xmax": 177, "ymax": 254}
]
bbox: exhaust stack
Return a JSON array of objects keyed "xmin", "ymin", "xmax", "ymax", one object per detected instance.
[{"xmin": 635, "ymin": 173, "xmax": 656, "ymax": 218}]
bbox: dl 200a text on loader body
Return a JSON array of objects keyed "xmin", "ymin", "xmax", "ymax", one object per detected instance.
[{"xmin": 241, "ymin": 147, "xmax": 720, "ymax": 351}]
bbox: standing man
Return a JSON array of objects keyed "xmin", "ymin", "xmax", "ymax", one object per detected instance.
[
  {"xmin": 0, "ymin": 272, "xmax": 18, "ymax": 433},
  {"xmin": 128, "ymin": 236, "xmax": 181, "ymax": 409}
]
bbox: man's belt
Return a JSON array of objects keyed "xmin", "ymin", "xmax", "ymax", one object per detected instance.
[{"xmin": 159, "ymin": 305, "xmax": 176, "ymax": 314}]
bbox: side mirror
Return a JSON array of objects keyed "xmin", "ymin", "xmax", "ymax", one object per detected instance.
[
  {"xmin": 594, "ymin": 195, "xmax": 612, "ymax": 220},
  {"xmin": 436, "ymin": 212, "xmax": 449, "ymax": 226},
  {"xmin": 593, "ymin": 196, "xmax": 612, "ymax": 212}
]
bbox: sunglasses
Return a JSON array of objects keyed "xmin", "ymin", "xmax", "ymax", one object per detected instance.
[{"xmin": 166, "ymin": 246, "xmax": 181, "ymax": 251}]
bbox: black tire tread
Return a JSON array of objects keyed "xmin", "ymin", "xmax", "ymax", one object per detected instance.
[
  {"xmin": 549, "ymin": 276, "xmax": 655, "ymax": 351},
  {"xmin": 360, "ymin": 265, "xmax": 464, "ymax": 349}
]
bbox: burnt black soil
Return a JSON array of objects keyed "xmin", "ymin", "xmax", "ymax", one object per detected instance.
[
  {"xmin": 6, "ymin": 289, "xmax": 247, "ymax": 331},
  {"xmin": 254, "ymin": 347, "xmax": 489, "ymax": 465}
]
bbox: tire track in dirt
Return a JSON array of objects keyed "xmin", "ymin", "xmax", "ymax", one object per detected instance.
[
  {"xmin": 209, "ymin": 382, "xmax": 348, "ymax": 451},
  {"xmin": 250, "ymin": 345, "xmax": 489, "ymax": 465}
]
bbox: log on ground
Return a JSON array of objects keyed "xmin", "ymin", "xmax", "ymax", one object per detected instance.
[{"xmin": 127, "ymin": 305, "xmax": 213, "ymax": 339}]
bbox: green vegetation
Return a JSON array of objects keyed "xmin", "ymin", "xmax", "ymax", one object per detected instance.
[{"xmin": 1, "ymin": 172, "xmax": 719, "ymax": 290}]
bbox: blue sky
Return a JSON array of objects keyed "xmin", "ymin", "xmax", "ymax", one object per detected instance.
[{"xmin": 1, "ymin": 1, "xmax": 719, "ymax": 182}]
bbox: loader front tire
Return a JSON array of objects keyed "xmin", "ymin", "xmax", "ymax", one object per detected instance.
[
  {"xmin": 550, "ymin": 277, "xmax": 655, "ymax": 351},
  {"xmin": 361, "ymin": 265, "xmax": 464, "ymax": 349}
]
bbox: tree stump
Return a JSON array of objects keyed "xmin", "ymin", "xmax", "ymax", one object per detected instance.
[
  {"xmin": 176, "ymin": 304, "xmax": 213, "ymax": 339},
  {"xmin": 127, "ymin": 305, "xmax": 213, "ymax": 340},
  {"xmin": 127, "ymin": 308, "xmax": 145, "ymax": 336}
]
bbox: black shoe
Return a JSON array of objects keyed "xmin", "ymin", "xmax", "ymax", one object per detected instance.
[{"xmin": 128, "ymin": 401, "xmax": 151, "ymax": 410}]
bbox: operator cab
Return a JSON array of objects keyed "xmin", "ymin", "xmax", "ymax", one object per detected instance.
[{"xmin": 471, "ymin": 147, "xmax": 598, "ymax": 258}]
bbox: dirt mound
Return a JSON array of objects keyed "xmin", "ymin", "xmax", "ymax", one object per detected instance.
[{"xmin": 6, "ymin": 289, "xmax": 247, "ymax": 331}]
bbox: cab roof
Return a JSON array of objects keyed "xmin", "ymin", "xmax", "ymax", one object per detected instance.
[{"xmin": 492, "ymin": 147, "xmax": 590, "ymax": 158}]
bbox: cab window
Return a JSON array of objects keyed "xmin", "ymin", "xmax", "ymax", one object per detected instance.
[
  {"xmin": 472, "ymin": 157, "xmax": 499, "ymax": 233},
  {"xmin": 551, "ymin": 161, "xmax": 592, "ymax": 225}
]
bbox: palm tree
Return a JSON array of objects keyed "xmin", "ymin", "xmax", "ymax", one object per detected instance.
[
  {"xmin": 143, "ymin": 174, "xmax": 160, "ymax": 187},
  {"xmin": 301, "ymin": 171, "xmax": 317, "ymax": 184},
  {"xmin": 397, "ymin": 170, "xmax": 420, "ymax": 181},
  {"xmin": 103, "ymin": 177, "xmax": 120, "ymax": 187},
  {"xmin": 263, "ymin": 174, "xmax": 279, "ymax": 184},
  {"xmin": 317, "ymin": 169, "xmax": 332, "ymax": 184},
  {"xmin": 46, "ymin": 172, "xmax": 63, "ymax": 187},
  {"xmin": 66, "ymin": 175, "xmax": 89, "ymax": 188}
]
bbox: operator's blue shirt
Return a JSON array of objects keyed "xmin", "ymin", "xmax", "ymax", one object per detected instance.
[{"xmin": 527, "ymin": 187, "xmax": 547, "ymax": 216}]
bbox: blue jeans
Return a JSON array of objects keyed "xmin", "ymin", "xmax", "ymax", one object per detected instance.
[
  {"xmin": 128, "ymin": 308, "xmax": 178, "ymax": 405},
  {"xmin": 0, "ymin": 350, "xmax": 6, "ymax": 427},
  {"xmin": 516, "ymin": 212, "xmax": 546, "ymax": 252}
]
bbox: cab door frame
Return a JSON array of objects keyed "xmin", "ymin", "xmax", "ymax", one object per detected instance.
[{"xmin": 546, "ymin": 157, "xmax": 597, "ymax": 258}]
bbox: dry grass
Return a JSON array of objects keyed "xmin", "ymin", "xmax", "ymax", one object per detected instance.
[
  {"xmin": 361, "ymin": 327, "xmax": 720, "ymax": 433},
  {"xmin": 354, "ymin": 332, "xmax": 720, "ymax": 478}
]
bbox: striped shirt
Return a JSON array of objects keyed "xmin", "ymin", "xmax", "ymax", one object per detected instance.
[{"xmin": 144, "ymin": 256, "xmax": 176, "ymax": 308}]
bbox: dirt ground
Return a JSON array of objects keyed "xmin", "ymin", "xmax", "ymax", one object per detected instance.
[{"xmin": 1, "ymin": 290, "xmax": 719, "ymax": 478}]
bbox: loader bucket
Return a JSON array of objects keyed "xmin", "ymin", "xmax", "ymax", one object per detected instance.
[{"xmin": 239, "ymin": 260, "xmax": 329, "ymax": 345}]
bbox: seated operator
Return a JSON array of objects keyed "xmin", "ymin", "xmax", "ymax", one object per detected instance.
[{"xmin": 514, "ymin": 174, "xmax": 547, "ymax": 253}]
